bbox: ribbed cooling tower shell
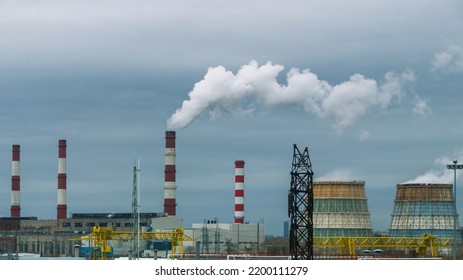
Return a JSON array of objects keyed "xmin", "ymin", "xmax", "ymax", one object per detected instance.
[
  {"xmin": 389, "ymin": 183, "xmax": 461, "ymax": 239},
  {"xmin": 314, "ymin": 181, "xmax": 373, "ymax": 237}
]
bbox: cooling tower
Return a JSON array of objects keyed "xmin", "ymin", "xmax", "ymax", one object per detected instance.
[
  {"xmin": 313, "ymin": 181, "xmax": 373, "ymax": 237},
  {"xmin": 389, "ymin": 183, "xmax": 461, "ymax": 239}
]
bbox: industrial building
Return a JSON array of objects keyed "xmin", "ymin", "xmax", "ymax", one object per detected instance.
[{"xmin": 0, "ymin": 213, "xmax": 167, "ymax": 258}]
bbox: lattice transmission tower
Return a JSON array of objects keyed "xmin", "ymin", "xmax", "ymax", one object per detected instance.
[
  {"xmin": 288, "ymin": 144, "xmax": 314, "ymax": 260},
  {"xmin": 131, "ymin": 159, "xmax": 141, "ymax": 260}
]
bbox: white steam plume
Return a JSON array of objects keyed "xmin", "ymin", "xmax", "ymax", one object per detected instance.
[
  {"xmin": 316, "ymin": 168, "xmax": 358, "ymax": 181},
  {"xmin": 167, "ymin": 60, "xmax": 415, "ymax": 132},
  {"xmin": 402, "ymin": 155, "xmax": 463, "ymax": 184}
]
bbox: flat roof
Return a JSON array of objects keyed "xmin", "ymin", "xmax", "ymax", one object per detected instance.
[{"xmin": 71, "ymin": 213, "xmax": 165, "ymax": 219}]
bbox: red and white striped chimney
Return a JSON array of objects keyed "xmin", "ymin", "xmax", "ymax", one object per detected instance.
[
  {"xmin": 11, "ymin": 145, "xmax": 20, "ymax": 218},
  {"xmin": 164, "ymin": 131, "xmax": 177, "ymax": 216},
  {"xmin": 57, "ymin": 139, "xmax": 67, "ymax": 220},
  {"xmin": 234, "ymin": 160, "xmax": 245, "ymax": 224}
]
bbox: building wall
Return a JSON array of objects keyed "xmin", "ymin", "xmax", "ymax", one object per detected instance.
[
  {"xmin": 189, "ymin": 222, "xmax": 265, "ymax": 254},
  {"xmin": 0, "ymin": 219, "xmax": 21, "ymax": 231},
  {"xmin": 16, "ymin": 233, "xmax": 79, "ymax": 257},
  {"xmin": 151, "ymin": 216, "xmax": 183, "ymax": 231},
  {"xmin": 0, "ymin": 213, "xmax": 168, "ymax": 258}
]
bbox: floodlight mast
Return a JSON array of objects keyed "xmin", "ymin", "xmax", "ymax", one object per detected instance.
[{"xmin": 447, "ymin": 160, "xmax": 463, "ymax": 260}]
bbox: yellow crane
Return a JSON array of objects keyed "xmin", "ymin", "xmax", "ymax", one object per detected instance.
[
  {"xmin": 313, "ymin": 234, "xmax": 453, "ymax": 257},
  {"xmin": 72, "ymin": 226, "xmax": 195, "ymax": 260}
]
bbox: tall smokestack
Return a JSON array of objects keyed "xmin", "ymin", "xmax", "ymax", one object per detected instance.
[
  {"xmin": 57, "ymin": 139, "xmax": 67, "ymax": 220},
  {"xmin": 164, "ymin": 131, "xmax": 177, "ymax": 216},
  {"xmin": 11, "ymin": 145, "xmax": 20, "ymax": 218},
  {"xmin": 234, "ymin": 160, "xmax": 245, "ymax": 224}
]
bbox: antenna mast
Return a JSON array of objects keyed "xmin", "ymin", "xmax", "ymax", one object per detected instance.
[{"xmin": 131, "ymin": 158, "xmax": 141, "ymax": 259}]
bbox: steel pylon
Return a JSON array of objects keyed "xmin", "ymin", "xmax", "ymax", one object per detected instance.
[{"xmin": 288, "ymin": 144, "xmax": 314, "ymax": 260}]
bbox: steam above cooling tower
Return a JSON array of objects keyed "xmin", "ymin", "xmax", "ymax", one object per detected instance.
[
  {"xmin": 164, "ymin": 131, "xmax": 177, "ymax": 216},
  {"xmin": 11, "ymin": 145, "xmax": 20, "ymax": 218}
]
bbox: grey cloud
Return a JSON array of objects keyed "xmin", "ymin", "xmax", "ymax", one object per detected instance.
[{"xmin": 432, "ymin": 45, "xmax": 463, "ymax": 73}]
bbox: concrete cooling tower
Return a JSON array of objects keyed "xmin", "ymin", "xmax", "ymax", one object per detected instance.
[
  {"xmin": 313, "ymin": 181, "xmax": 373, "ymax": 237},
  {"xmin": 389, "ymin": 183, "xmax": 461, "ymax": 239}
]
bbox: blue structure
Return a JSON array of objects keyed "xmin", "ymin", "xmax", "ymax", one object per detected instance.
[
  {"xmin": 283, "ymin": 221, "xmax": 289, "ymax": 238},
  {"xmin": 81, "ymin": 246, "xmax": 114, "ymax": 259}
]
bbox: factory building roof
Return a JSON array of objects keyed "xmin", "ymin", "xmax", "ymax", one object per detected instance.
[{"xmin": 70, "ymin": 212, "xmax": 165, "ymax": 219}]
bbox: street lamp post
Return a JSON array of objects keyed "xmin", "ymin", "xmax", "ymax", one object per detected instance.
[{"xmin": 447, "ymin": 160, "xmax": 463, "ymax": 260}]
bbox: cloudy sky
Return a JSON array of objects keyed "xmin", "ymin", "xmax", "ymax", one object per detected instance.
[{"xmin": 0, "ymin": 0, "xmax": 462, "ymax": 236}]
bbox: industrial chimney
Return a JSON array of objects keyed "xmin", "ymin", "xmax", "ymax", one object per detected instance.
[
  {"xmin": 164, "ymin": 131, "xmax": 177, "ymax": 216},
  {"xmin": 11, "ymin": 145, "xmax": 20, "ymax": 218},
  {"xmin": 234, "ymin": 160, "xmax": 245, "ymax": 224},
  {"xmin": 57, "ymin": 139, "xmax": 67, "ymax": 220}
]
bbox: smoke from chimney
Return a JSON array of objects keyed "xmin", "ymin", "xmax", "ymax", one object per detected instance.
[{"xmin": 167, "ymin": 60, "xmax": 415, "ymax": 133}]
